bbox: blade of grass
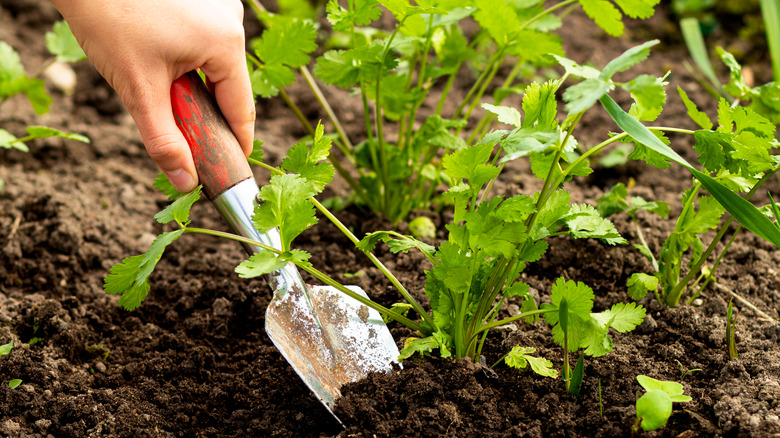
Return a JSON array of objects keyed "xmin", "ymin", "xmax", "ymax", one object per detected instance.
[
  {"xmin": 760, "ymin": 0, "xmax": 780, "ymax": 81},
  {"xmin": 679, "ymin": 17, "xmax": 727, "ymax": 99},
  {"xmin": 600, "ymin": 95, "xmax": 780, "ymax": 249}
]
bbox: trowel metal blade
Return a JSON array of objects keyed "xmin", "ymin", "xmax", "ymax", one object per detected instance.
[{"xmin": 264, "ymin": 282, "xmax": 400, "ymax": 420}]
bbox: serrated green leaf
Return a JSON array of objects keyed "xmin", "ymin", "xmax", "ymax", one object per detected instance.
[
  {"xmin": 104, "ymin": 230, "xmax": 185, "ymax": 310},
  {"xmin": 314, "ymin": 42, "xmax": 398, "ymax": 89},
  {"xmin": 327, "ymin": 0, "xmax": 382, "ymax": 31},
  {"xmin": 627, "ymin": 272, "xmax": 658, "ymax": 300},
  {"xmin": 442, "ymin": 143, "xmax": 500, "ymax": 192},
  {"xmin": 718, "ymin": 48, "xmax": 751, "ymax": 99},
  {"xmin": 566, "ymin": 204, "xmax": 627, "ymax": 244},
  {"xmin": 25, "ymin": 126, "xmax": 89, "ymax": 143},
  {"xmin": 399, "ymin": 334, "xmax": 450, "ymax": 359},
  {"xmin": 625, "ymin": 74, "xmax": 666, "ymax": 122},
  {"xmin": 600, "ymin": 40, "xmax": 658, "ymax": 80},
  {"xmin": 505, "ymin": 346, "xmax": 558, "ymax": 378},
  {"xmin": 596, "ymin": 183, "xmax": 629, "ymax": 217},
  {"xmin": 153, "ymin": 173, "xmax": 185, "ymax": 200},
  {"xmin": 0, "ymin": 41, "xmax": 25, "ymax": 82},
  {"xmin": 544, "ymin": 278, "xmax": 595, "ymax": 352},
  {"xmin": 506, "ymin": 29, "xmax": 563, "ymax": 64},
  {"xmin": 249, "ymin": 139, "xmax": 264, "ymax": 162},
  {"xmin": 563, "ymin": 78, "xmax": 613, "ymax": 114},
  {"xmin": 552, "ymin": 55, "xmax": 601, "ymax": 80},
  {"xmin": 235, "ymin": 252, "xmax": 288, "ymax": 278},
  {"xmin": 255, "ymin": 18, "xmax": 317, "ymax": 68},
  {"xmin": 579, "ymin": 0, "xmax": 624, "ymax": 36},
  {"xmin": 602, "ymin": 302, "xmax": 646, "ymax": 332},
  {"xmin": 154, "ymin": 186, "xmax": 202, "ymax": 226},
  {"xmin": 281, "ymin": 122, "xmax": 335, "ymax": 191},
  {"xmin": 254, "ymin": 174, "xmax": 318, "ymax": 250},
  {"xmin": 45, "ymin": 21, "xmax": 86, "ymax": 63},
  {"xmin": 474, "ymin": 0, "xmax": 521, "ymax": 45},
  {"xmin": 613, "ymin": 0, "xmax": 659, "ymax": 19},
  {"xmin": 580, "ymin": 314, "xmax": 614, "ymax": 356},
  {"xmin": 678, "ymin": 87, "xmax": 712, "ymax": 130},
  {"xmin": 522, "ymin": 81, "xmax": 558, "ymax": 129},
  {"xmin": 250, "ymin": 68, "xmax": 279, "ymax": 98},
  {"xmin": 0, "ymin": 129, "xmax": 27, "ymax": 152},
  {"xmin": 482, "ymin": 103, "xmax": 523, "ymax": 128}
]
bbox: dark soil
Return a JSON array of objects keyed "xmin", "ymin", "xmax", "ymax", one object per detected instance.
[{"xmin": 2, "ymin": 1, "xmax": 779, "ymax": 437}]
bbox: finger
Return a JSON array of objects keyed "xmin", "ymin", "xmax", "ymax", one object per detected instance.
[
  {"xmin": 121, "ymin": 74, "xmax": 198, "ymax": 193},
  {"xmin": 201, "ymin": 54, "xmax": 256, "ymax": 157}
]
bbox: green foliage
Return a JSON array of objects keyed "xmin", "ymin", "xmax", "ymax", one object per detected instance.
[
  {"xmin": 504, "ymin": 346, "xmax": 558, "ymax": 378},
  {"xmin": 0, "ymin": 21, "xmax": 89, "ymax": 190},
  {"xmin": 246, "ymin": 0, "xmax": 661, "ymax": 224},
  {"xmin": 0, "ymin": 341, "xmax": 12, "ymax": 356},
  {"xmin": 633, "ymin": 375, "xmax": 692, "ymax": 432},
  {"xmin": 8, "ymin": 379, "xmax": 22, "ymax": 389},
  {"xmin": 45, "ymin": 21, "xmax": 86, "ymax": 63}
]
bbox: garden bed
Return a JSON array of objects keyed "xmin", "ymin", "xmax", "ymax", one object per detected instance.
[{"xmin": 1, "ymin": 1, "xmax": 779, "ymax": 437}]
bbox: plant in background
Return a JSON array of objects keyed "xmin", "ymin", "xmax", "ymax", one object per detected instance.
[
  {"xmin": 632, "ymin": 375, "xmax": 692, "ymax": 434},
  {"xmin": 603, "ymin": 52, "xmax": 780, "ymax": 308},
  {"xmin": 244, "ymin": 0, "xmax": 663, "ymax": 224},
  {"xmin": 0, "ymin": 341, "xmax": 21, "ymax": 389},
  {"xmin": 0, "ymin": 20, "xmax": 90, "ymax": 190}
]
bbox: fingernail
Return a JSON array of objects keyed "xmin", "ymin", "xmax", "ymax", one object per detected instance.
[{"xmin": 166, "ymin": 168, "xmax": 196, "ymax": 193}]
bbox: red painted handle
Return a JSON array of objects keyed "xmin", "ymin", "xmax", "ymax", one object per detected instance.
[{"xmin": 171, "ymin": 71, "xmax": 252, "ymax": 199}]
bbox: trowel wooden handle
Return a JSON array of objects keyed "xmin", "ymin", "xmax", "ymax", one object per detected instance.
[{"xmin": 170, "ymin": 71, "xmax": 252, "ymax": 199}]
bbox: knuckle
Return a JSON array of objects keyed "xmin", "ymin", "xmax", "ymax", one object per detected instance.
[{"xmin": 144, "ymin": 133, "xmax": 184, "ymax": 163}]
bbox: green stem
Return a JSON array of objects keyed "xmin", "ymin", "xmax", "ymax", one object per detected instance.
[
  {"xmin": 687, "ymin": 225, "xmax": 741, "ymax": 304},
  {"xmin": 184, "ymin": 226, "xmax": 423, "ymax": 331},
  {"xmin": 454, "ymin": 49, "xmax": 504, "ymax": 120},
  {"xmin": 457, "ymin": 52, "xmax": 506, "ymax": 133},
  {"xmin": 473, "ymin": 308, "xmax": 551, "ymax": 336},
  {"xmin": 299, "ymin": 66, "xmax": 356, "ymax": 159},
  {"xmin": 435, "ymin": 62, "xmax": 461, "ymax": 116}
]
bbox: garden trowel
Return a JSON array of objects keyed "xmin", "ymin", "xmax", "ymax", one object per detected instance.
[{"xmin": 170, "ymin": 71, "xmax": 399, "ymax": 423}]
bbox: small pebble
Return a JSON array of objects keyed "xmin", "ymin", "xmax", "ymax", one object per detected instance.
[
  {"xmin": 692, "ymin": 298, "xmax": 703, "ymax": 306},
  {"xmin": 94, "ymin": 362, "xmax": 106, "ymax": 373}
]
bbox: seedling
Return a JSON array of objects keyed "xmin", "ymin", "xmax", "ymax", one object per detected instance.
[
  {"xmin": 674, "ymin": 359, "xmax": 702, "ymax": 382},
  {"xmin": 8, "ymin": 379, "xmax": 22, "ymax": 389},
  {"xmin": 726, "ymin": 299, "xmax": 738, "ymax": 360},
  {"xmin": 632, "ymin": 375, "xmax": 692, "ymax": 434},
  {"xmin": 0, "ymin": 341, "xmax": 11, "ymax": 356},
  {"xmin": 0, "ymin": 21, "xmax": 89, "ymax": 190}
]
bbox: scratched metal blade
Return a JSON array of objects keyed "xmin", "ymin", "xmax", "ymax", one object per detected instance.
[{"xmin": 265, "ymin": 282, "xmax": 399, "ymax": 414}]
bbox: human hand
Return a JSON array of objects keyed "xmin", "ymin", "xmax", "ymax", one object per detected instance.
[{"xmin": 51, "ymin": 0, "xmax": 255, "ymax": 192}]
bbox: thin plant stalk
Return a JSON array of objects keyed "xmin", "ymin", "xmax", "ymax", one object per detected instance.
[
  {"xmin": 760, "ymin": 0, "xmax": 780, "ymax": 81},
  {"xmin": 248, "ymin": 157, "xmax": 439, "ymax": 332}
]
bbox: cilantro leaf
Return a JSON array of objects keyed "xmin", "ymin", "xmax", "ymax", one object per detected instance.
[
  {"xmin": 0, "ymin": 42, "xmax": 52, "ymax": 115},
  {"xmin": 45, "ymin": 21, "xmax": 86, "ymax": 63},
  {"xmin": 153, "ymin": 173, "xmax": 185, "ymax": 200},
  {"xmin": 482, "ymin": 103, "xmax": 522, "ymax": 128},
  {"xmin": 399, "ymin": 333, "xmax": 452, "ymax": 359},
  {"xmin": 505, "ymin": 346, "xmax": 558, "ymax": 378},
  {"xmin": 579, "ymin": 0, "xmax": 624, "ymax": 36},
  {"xmin": 235, "ymin": 251, "xmax": 288, "ymax": 278},
  {"xmin": 522, "ymin": 81, "xmax": 559, "ymax": 129},
  {"xmin": 154, "ymin": 186, "xmax": 202, "ymax": 226},
  {"xmin": 563, "ymin": 78, "xmax": 613, "ymax": 114},
  {"xmin": 357, "ymin": 231, "xmax": 436, "ymax": 260},
  {"xmin": 543, "ymin": 278, "xmax": 595, "ymax": 352},
  {"xmin": 678, "ymin": 87, "xmax": 712, "ymax": 130},
  {"xmin": 627, "ymin": 272, "xmax": 658, "ymax": 300},
  {"xmin": 442, "ymin": 143, "xmax": 500, "ymax": 194},
  {"xmin": 254, "ymin": 174, "xmax": 318, "ymax": 250},
  {"xmin": 613, "ymin": 0, "xmax": 659, "ymax": 19},
  {"xmin": 637, "ymin": 375, "xmax": 693, "ymax": 403},
  {"xmin": 565, "ymin": 204, "xmax": 627, "ymax": 245},
  {"xmin": 281, "ymin": 122, "xmax": 335, "ymax": 191},
  {"xmin": 602, "ymin": 301, "xmax": 646, "ymax": 332},
  {"xmin": 326, "ymin": 0, "xmax": 382, "ymax": 32},
  {"xmin": 104, "ymin": 230, "xmax": 185, "ymax": 310},
  {"xmin": 474, "ymin": 0, "xmax": 521, "ymax": 46},
  {"xmin": 251, "ymin": 17, "xmax": 317, "ymax": 93},
  {"xmin": 314, "ymin": 41, "xmax": 399, "ymax": 89},
  {"xmin": 249, "ymin": 139, "xmax": 265, "ymax": 163},
  {"xmin": 25, "ymin": 126, "xmax": 89, "ymax": 143},
  {"xmin": 625, "ymin": 74, "xmax": 666, "ymax": 122}
]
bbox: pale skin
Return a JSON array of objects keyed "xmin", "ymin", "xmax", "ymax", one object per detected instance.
[{"xmin": 50, "ymin": 0, "xmax": 256, "ymax": 192}]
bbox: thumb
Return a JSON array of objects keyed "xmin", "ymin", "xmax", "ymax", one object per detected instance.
[{"xmin": 123, "ymin": 77, "xmax": 199, "ymax": 193}]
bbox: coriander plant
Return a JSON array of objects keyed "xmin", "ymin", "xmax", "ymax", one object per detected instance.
[{"xmin": 245, "ymin": 0, "xmax": 663, "ymax": 224}]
